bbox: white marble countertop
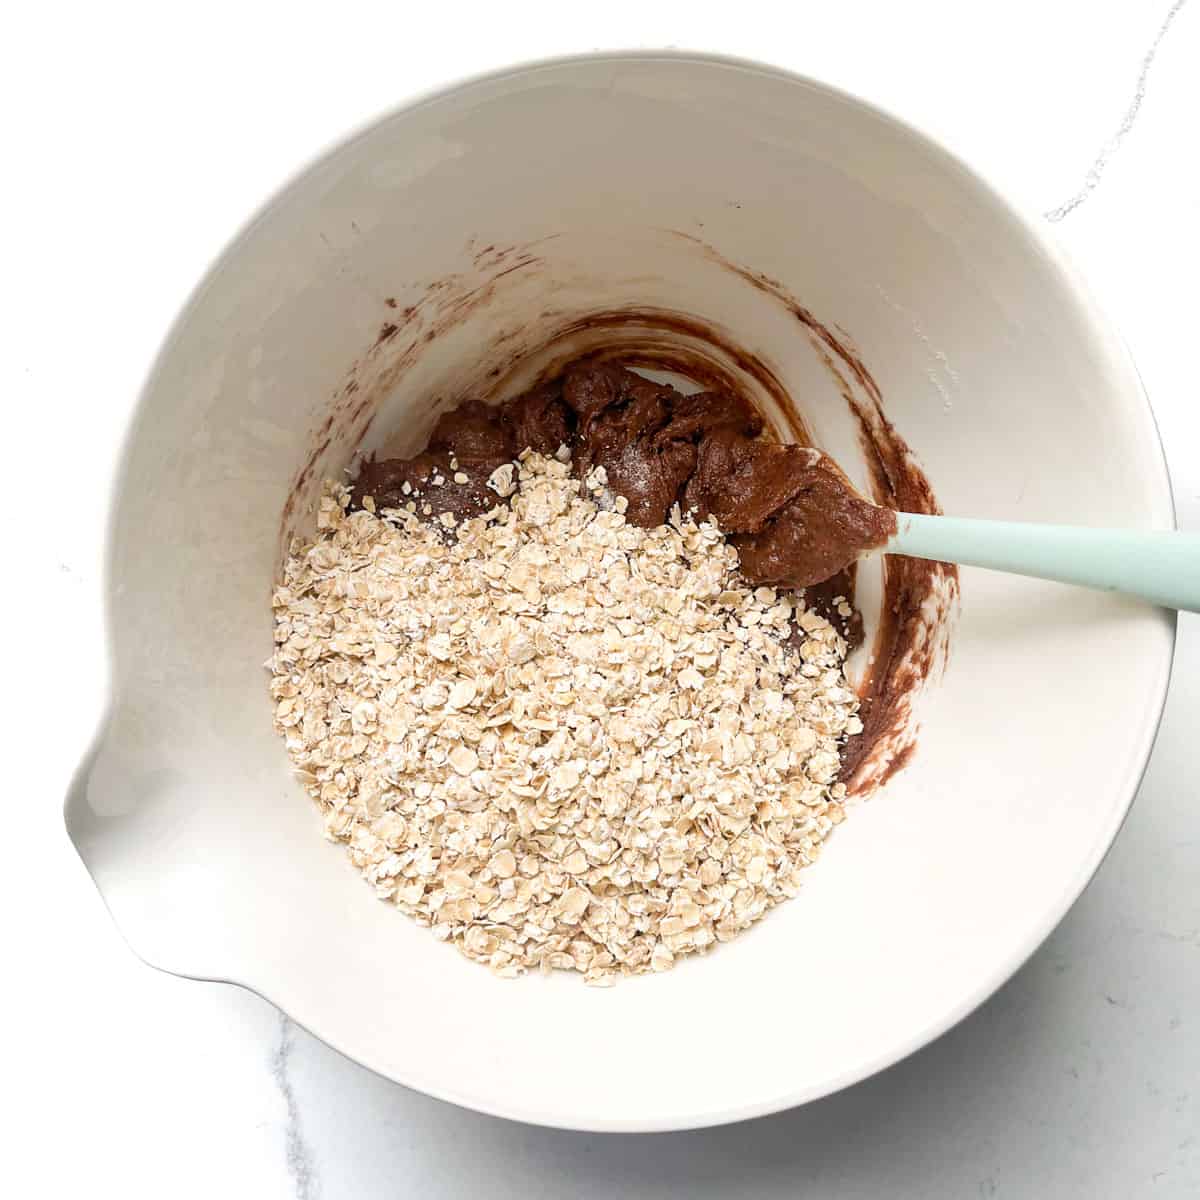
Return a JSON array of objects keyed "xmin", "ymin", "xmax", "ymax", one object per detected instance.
[{"xmin": 6, "ymin": 1, "xmax": 1199, "ymax": 1195}]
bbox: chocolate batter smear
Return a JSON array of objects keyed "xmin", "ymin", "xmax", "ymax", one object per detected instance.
[
  {"xmin": 352, "ymin": 361, "xmax": 896, "ymax": 607},
  {"xmin": 657, "ymin": 237, "xmax": 959, "ymax": 793}
]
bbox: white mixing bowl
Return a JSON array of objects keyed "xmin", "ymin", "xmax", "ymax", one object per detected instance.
[{"xmin": 67, "ymin": 52, "xmax": 1175, "ymax": 1131}]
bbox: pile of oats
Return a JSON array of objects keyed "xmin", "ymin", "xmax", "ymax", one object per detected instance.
[{"xmin": 270, "ymin": 452, "xmax": 862, "ymax": 984}]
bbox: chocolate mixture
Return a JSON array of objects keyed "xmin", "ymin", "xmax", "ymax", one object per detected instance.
[{"xmin": 353, "ymin": 361, "xmax": 897, "ymax": 597}]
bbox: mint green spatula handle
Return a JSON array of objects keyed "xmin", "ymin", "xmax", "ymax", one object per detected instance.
[{"xmin": 890, "ymin": 513, "xmax": 1200, "ymax": 612}]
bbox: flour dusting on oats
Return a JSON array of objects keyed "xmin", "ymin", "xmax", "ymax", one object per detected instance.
[{"xmin": 269, "ymin": 452, "xmax": 862, "ymax": 984}]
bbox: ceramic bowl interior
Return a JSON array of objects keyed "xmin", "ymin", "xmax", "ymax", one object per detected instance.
[{"xmin": 67, "ymin": 53, "xmax": 1174, "ymax": 1131}]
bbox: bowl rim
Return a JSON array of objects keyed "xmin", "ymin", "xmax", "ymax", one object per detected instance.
[{"xmin": 67, "ymin": 47, "xmax": 1178, "ymax": 1133}]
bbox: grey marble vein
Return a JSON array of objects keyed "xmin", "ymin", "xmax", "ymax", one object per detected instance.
[
  {"xmin": 1045, "ymin": 0, "xmax": 1190, "ymax": 222},
  {"xmin": 271, "ymin": 1013, "xmax": 320, "ymax": 1200}
]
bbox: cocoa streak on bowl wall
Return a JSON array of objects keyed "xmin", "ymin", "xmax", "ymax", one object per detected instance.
[{"xmin": 670, "ymin": 235, "xmax": 960, "ymax": 792}]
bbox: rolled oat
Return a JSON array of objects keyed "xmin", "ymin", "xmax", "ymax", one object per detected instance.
[{"xmin": 270, "ymin": 452, "xmax": 861, "ymax": 983}]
